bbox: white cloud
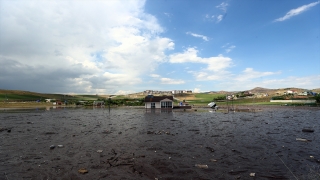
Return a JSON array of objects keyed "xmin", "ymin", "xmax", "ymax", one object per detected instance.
[
  {"xmin": 197, "ymin": 68, "xmax": 284, "ymax": 91},
  {"xmin": 216, "ymin": 2, "xmax": 228, "ymax": 12},
  {"xmin": 206, "ymin": 14, "xmax": 214, "ymax": 19},
  {"xmin": 186, "ymin": 32, "xmax": 209, "ymax": 41},
  {"xmin": 164, "ymin": 12, "xmax": 172, "ymax": 18},
  {"xmin": 193, "ymin": 88, "xmax": 201, "ymax": 93},
  {"xmin": 221, "ymin": 43, "xmax": 236, "ymax": 53},
  {"xmin": 204, "ymin": 14, "xmax": 215, "ymax": 21},
  {"xmin": 259, "ymin": 75, "xmax": 320, "ymax": 89},
  {"xmin": 160, "ymin": 78, "xmax": 185, "ymax": 84},
  {"xmin": 217, "ymin": 74, "xmax": 320, "ymax": 91},
  {"xmin": 169, "ymin": 48, "xmax": 234, "ymax": 82},
  {"xmin": 234, "ymin": 68, "xmax": 281, "ymax": 82},
  {"xmin": 226, "ymin": 45, "xmax": 236, "ymax": 53},
  {"xmin": 188, "ymin": 70, "xmax": 232, "ymax": 81},
  {"xmin": 169, "ymin": 48, "xmax": 232, "ymax": 72},
  {"xmin": 150, "ymin": 74, "xmax": 160, "ymax": 78},
  {"xmin": 274, "ymin": 1, "xmax": 320, "ymax": 22},
  {"xmin": 186, "ymin": 66, "xmax": 282, "ymax": 90},
  {"xmin": 217, "ymin": 15, "xmax": 223, "ymax": 23},
  {"xmin": 221, "ymin": 43, "xmax": 230, "ymax": 48},
  {"xmin": 204, "ymin": 13, "xmax": 224, "ymax": 23},
  {"xmin": 0, "ymin": 0, "xmax": 174, "ymax": 94},
  {"xmin": 148, "ymin": 73, "xmax": 185, "ymax": 85}
]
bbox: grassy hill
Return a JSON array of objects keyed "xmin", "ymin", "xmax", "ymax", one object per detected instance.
[{"xmin": 0, "ymin": 89, "xmax": 112, "ymax": 102}]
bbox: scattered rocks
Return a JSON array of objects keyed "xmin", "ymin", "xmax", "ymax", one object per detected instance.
[{"xmin": 50, "ymin": 145, "xmax": 55, "ymax": 149}]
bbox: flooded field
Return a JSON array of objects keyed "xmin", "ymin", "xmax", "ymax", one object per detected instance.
[{"xmin": 0, "ymin": 107, "xmax": 319, "ymax": 179}]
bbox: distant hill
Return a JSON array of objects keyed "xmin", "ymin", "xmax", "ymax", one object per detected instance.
[
  {"xmin": 1, "ymin": 87, "xmax": 319, "ymax": 102},
  {"xmin": 0, "ymin": 89, "xmax": 112, "ymax": 101},
  {"xmin": 312, "ymin": 88, "xmax": 320, "ymax": 93},
  {"xmin": 248, "ymin": 87, "xmax": 277, "ymax": 95}
]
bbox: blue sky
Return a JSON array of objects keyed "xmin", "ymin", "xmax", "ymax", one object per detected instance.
[{"xmin": 0, "ymin": 0, "xmax": 319, "ymax": 94}]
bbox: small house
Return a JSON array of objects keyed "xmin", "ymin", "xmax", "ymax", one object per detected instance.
[{"xmin": 144, "ymin": 95, "xmax": 174, "ymax": 109}]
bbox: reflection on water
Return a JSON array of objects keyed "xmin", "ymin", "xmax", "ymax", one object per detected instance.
[{"xmin": 145, "ymin": 108, "xmax": 173, "ymax": 114}]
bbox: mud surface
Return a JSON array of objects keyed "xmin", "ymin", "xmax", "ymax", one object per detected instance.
[{"xmin": 0, "ymin": 106, "xmax": 319, "ymax": 180}]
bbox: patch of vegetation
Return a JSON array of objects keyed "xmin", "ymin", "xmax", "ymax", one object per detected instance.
[
  {"xmin": 271, "ymin": 96, "xmax": 286, "ymax": 100},
  {"xmin": 315, "ymin": 94, "xmax": 320, "ymax": 103}
]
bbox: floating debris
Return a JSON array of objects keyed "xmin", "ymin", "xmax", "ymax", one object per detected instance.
[
  {"xmin": 78, "ymin": 168, "xmax": 88, "ymax": 174},
  {"xmin": 50, "ymin": 145, "xmax": 55, "ymax": 149},
  {"xmin": 296, "ymin": 138, "xmax": 311, "ymax": 142},
  {"xmin": 97, "ymin": 150, "xmax": 103, "ymax": 153},
  {"xmin": 45, "ymin": 132, "xmax": 56, "ymax": 135},
  {"xmin": 206, "ymin": 147, "xmax": 215, "ymax": 152},
  {"xmin": 195, "ymin": 164, "xmax": 208, "ymax": 169},
  {"xmin": 302, "ymin": 128, "xmax": 314, "ymax": 133},
  {"xmin": 57, "ymin": 145, "xmax": 64, "ymax": 148},
  {"xmin": 250, "ymin": 173, "xmax": 255, "ymax": 177}
]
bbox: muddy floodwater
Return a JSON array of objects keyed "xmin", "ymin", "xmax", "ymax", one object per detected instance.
[{"xmin": 0, "ymin": 106, "xmax": 319, "ymax": 180}]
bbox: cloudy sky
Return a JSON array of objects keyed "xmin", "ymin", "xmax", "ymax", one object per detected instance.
[{"xmin": 0, "ymin": 0, "xmax": 319, "ymax": 94}]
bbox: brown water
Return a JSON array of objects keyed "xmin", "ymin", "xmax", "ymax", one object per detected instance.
[{"xmin": 0, "ymin": 107, "xmax": 319, "ymax": 179}]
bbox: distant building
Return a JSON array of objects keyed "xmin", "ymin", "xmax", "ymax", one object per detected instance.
[
  {"xmin": 144, "ymin": 95, "xmax": 174, "ymax": 109},
  {"xmin": 172, "ymin": 90, "xmax": 192, "ymax": 94},
  {"xmin": 45, "ymin": 99, "xmax": 55, "ymax": 102},
  {"xmin": 55, "ymin": 100, "xmax": 62, "ymax": 105},
  {"xmin": 93, "ymin": 101, "xmax": 105, "ymax": 106}
]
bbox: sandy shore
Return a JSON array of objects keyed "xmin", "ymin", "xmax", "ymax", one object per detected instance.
[{"xmin": 0, "ymin": 106, "xmax": 319, "ymax": 179}]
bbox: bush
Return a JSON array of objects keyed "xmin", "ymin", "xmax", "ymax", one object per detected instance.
[{"xmin": 213, "ymin": 96, "xmax": 226, "ymax": 101}]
